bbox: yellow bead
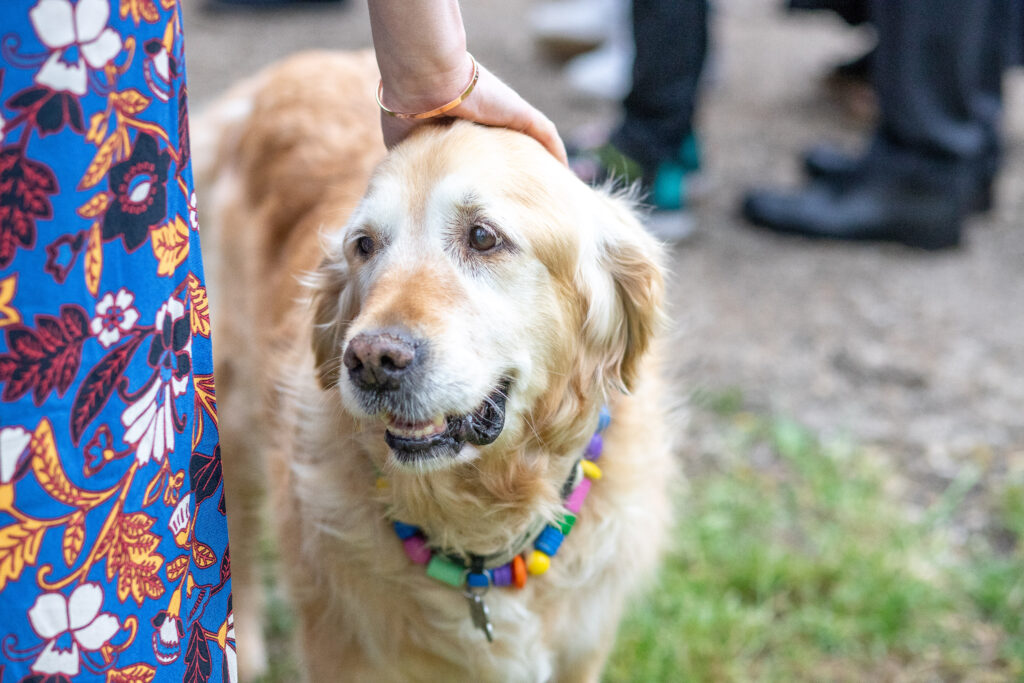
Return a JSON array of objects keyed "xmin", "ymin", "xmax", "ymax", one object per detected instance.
[
  {"xmin": 581, "ymin": 460, "xmax": 602, "ymax": 480},
  {"xmin": 376, "ymin": 477, "xmax": 389, "ymax": 489},
  {"xmin": 526, "ymin": 550, "xmax": 551, "ymax": 575}
]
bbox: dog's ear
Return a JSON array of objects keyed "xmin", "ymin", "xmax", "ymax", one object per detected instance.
[
  {"xmin": 308, "ymin": 253, "xmax": 356, "ymax": 391},
  {"xmin": 579, "ymin": 192, "xmax": 665, "ymax": 393}
]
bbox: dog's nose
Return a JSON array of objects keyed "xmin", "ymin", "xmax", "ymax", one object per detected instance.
[{"xmin": 343, "ymin": 330, "xmax": 418, "ymax": 390}]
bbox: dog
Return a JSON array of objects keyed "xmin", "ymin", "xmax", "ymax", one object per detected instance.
[{"xmin": 195, "ymin": 50, "xmax": 675, "ymax": 682}]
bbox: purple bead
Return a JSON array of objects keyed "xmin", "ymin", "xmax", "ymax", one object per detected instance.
[
  {"xmin": 564, "ymin": 477, "xmax": 592, "ymax": 514},
  {"xmin": 585, "ymin": 433, "xmax": 603, "ymax": 460},
  {"xmin": 491, "ymin": 564, "xmax": 513, "ymax": 587},
  {"xmin": 403, "ymin": 535, "xmax": 432, "ymax": 565}
]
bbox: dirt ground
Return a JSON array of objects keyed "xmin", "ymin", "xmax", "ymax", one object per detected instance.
[{"xmin": 182, "ymin": 0, "xmax": 1024, "ymax": 523}]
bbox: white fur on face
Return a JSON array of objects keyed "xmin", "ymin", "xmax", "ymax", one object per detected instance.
[{"xmin": 332, "ymin": 169, "xmax": 560, "ymax": 448}]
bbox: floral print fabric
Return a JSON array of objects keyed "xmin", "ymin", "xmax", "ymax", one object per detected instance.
[{"xmin": 0, "ymin": 0, "xmax": 233, "ymax": 681}]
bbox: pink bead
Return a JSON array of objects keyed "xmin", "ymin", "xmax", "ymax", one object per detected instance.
[
  {"xmin": 564, "ymin": 477, "xmax": 592, "ymax": 514},
  {"xmin": 403, "ymin": 535, "xmax": 432, "ymax": 565}
]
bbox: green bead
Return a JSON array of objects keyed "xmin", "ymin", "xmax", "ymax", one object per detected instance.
[
  {"xmin": 557, "ymin": 512, "xmax": 577, "ymax": 535},
  {"xmin": 426, "ymin": 554, "xmax": 465, "ymax": 587}
]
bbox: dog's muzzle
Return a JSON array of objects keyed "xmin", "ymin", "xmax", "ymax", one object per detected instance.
[{"xmin": 343, "ymin": 328, "xmax": 510, "ymax": 464}]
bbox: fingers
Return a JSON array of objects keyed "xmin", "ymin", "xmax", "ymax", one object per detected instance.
[
  {"xmin": 463, "ymin": 64, "xmax": 568, "ymax": 165},
  {"xmin": 522, "ymin": 112, "xmax": 568, "ymax": 166}
]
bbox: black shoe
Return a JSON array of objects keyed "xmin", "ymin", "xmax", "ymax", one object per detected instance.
[
  {"xmin": 802, "ymin": 143, "xmax": 995, "ymax": 214},
  {"xmin": 742, "ymin": 177, "xmax": 966, "ymax": 251}
]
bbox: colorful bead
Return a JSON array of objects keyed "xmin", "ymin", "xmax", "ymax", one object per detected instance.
[
  {"xmin": 564, "ymin": 477, "xmax": 592, "ymax": 514},
  {"xmin": 492, "ymin": 563, "xmax": 513, "ymax": 587},
  {"xmin": 402, "ymin": 536, "xmax": 432, "ymax": 565},
  {"xmin": 393, "ymin": 521, "xmax": 419, "ymax": 540},
  {"xmin": 557, "ymin": 512, "xmax": 577, "ymax": 535},
  {"xmin": 467, "ymin": 572, "xmax": 489, "ymax": 588},
  {"xmin": 581, "ymin": 460, "xmax": 602, "ymax": 480},
  {"xmin": 376, "ymin": 477, "xmax": 389, "ymax": 489},
  {"xmin": 535, "ymin": 525, "xmax": 564, "ymax": 556},
  {"xmin": 512, "ymin": 555, "xmax": 527, "ymax": 588},
  {"xmin": 426, "ymin": 554, "xmax": 465, "ymax": 587},
  {"xmin": 391, "ymin": 408, "xmax": 610, "ymax": 597},
  {"xmin": 526, "ymin": 550, "xmax": 551, "ymax": 575}
]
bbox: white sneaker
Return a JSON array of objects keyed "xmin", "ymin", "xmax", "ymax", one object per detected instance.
[
  {"xmin": 565, "ymin": 39, "xmax": 634, "ymax": 101},
  {"xmin": 529, "ymin": 0, "xmax": 629, "ymax": 53},
  {"xmin": 642, "ymin": 209, "xmax": 697, "ymax": 244}
]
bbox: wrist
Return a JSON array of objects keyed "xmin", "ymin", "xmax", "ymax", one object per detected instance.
[
  {"xmin": 377, "ymin": 54, "xmax": 479, "ymax": 120},
  {"xmin": 378, "ymin": 49, "xmax": 474, "ymax": 114}
]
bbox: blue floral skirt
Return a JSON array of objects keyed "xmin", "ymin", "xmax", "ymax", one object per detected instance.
[{"xmin": 0, "ymin": 0, "xmax": 233, "ymax": 681}]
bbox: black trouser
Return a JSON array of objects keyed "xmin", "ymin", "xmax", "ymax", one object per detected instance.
[
  {"xmin": 872, "ymin": 0, "xmax": 1006, "ymax": 170},
  {"xmin": 611, "ymin": 0, "xmax": 708, "ymax": 172}
]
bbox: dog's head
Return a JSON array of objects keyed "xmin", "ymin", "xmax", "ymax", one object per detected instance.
[{"xmin": 310, "ymin": 121, "xmax": 663, "ymax": 471}]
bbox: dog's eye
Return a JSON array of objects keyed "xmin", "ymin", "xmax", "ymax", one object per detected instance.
[
  {"xmin": 356, "ymin": 235, "xmax": 376, "ymax": 258},
  {"xmin": 468, "ymin": 225, "xmax": 498, "ymax": 252}
]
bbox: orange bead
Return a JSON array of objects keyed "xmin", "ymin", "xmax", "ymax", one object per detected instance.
[{"xmin": 512, "ymin": 554, "xmax": 527, "ymax": 589}]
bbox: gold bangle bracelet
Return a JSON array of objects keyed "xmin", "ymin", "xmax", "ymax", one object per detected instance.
[{"xmin": 376, "ymin": 53, "xmax": 480, "ymax": 120}]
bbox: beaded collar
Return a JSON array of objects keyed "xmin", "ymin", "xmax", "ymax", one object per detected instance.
[{"xmin": 386, "ymin": 406, "xmax": 611, "ymax": 642}]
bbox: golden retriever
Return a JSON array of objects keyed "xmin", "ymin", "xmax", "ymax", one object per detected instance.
[{"xmin": 195, "ymin": 50, "xmax": 674, "ymax": 683}]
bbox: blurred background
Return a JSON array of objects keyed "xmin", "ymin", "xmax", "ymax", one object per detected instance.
[{"xmin": 182, "ymin": 0, "xmax": 1024, "ymax": 679}]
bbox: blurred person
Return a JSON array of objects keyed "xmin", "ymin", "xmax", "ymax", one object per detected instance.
[
  {"xmin": 0, "ymin": 0, "xmax": 561, "ymax": 681},
  {"xmin": 743, "ymin": 0, "xmax": 1018, "ymax": 250},
  {"xmin": 573, "ymin": 0, "xmax": 710, "ymax": 242}
]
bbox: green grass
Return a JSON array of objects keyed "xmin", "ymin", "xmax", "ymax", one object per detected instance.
[{"xmin": 604, "ymin": 395, "xmax": 1023, "ymax": 682}]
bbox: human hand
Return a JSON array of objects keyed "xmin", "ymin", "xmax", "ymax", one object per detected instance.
[{"xmin": 378, "ymin": 56, "xmax": 567, "ymax": 166}]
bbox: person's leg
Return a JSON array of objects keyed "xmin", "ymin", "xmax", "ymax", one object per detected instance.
[
  {"xmin": 872, "ymin": 0, "xmax": 991, "ymax": 166},
  {"xmin": 743, "ymin": 0, "xmax": 1003, "ymax": 249},
  {"xmin": 610, "ymin": 0, "xmax": 708, "ymax": 171}
]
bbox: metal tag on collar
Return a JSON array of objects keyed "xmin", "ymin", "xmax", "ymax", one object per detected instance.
[{"xmin": 463, "ymin": 588, "xmax": 494, "ymax": 643}]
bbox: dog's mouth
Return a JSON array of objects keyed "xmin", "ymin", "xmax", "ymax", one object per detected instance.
[{"xmin": 383, "ymin": 379, "xmax": 510, "ymax": 465}]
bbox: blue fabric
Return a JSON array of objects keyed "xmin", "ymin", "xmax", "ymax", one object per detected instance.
[{"xmin": 0, "ymin": 1, "xmax": 233, "ymax": 681}]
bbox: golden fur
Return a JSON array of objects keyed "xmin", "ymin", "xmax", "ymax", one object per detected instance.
[{"xmin": 195, "ymin": 50, "xmax": 674, "ymax": 682}]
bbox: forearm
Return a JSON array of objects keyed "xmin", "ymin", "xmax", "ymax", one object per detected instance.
[{"xmin": 369, "ymin": 0, "xmax": 473, "ymax": 111}]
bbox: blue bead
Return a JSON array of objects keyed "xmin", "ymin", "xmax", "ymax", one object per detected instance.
[
  {"xmin": 393, "ymin": 521, "xmax": 419, "ymax": 540},
  {"xmin": 598, "ymin": 406, "xmax": 611, "ymax": 432},
  {"xmin": 535, "ymin": 525, "xmax": 564, "ymax": 556},
  {"xmin": 467, "ymin": 571, "xmax": 489, "ymax": 588},
  {"xmin": 585, "ymin": 433, "xmax": 603, "ymax": 459}
]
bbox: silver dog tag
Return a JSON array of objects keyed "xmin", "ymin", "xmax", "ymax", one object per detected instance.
[{"xmin": 464, "ymin": 592, "xmax": 494, "ymax": 643}]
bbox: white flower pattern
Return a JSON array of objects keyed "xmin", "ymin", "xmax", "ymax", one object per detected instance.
[
  {"xmin": 0, "ymin": 426, "xmax": 32, "ymax": 484},
  {"xmin": 121, "ymin": 297, "xmax": 190, "ymax": 466},
  {"xmin": 29, "ymin": 0, "xmax": 123, "ymax": 96},
  {"xmin": 90, "ymin": 288, "xmax": 140, "ymax": 348},
  {"xmin": 27, "ymin": 583, "xmax": 120, "ymax": 676}
]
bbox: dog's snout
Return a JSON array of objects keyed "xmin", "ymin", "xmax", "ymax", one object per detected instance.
[{"xmin": 343, "ymin": 330, "xmax": 418, "ymax": 390}]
